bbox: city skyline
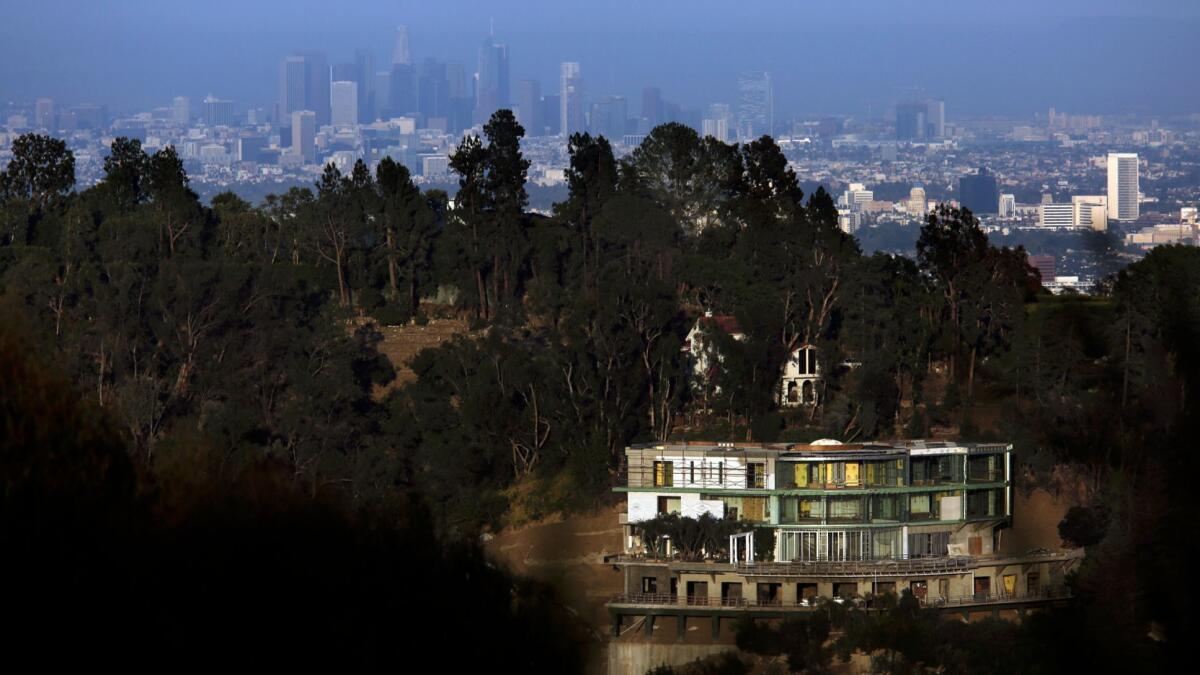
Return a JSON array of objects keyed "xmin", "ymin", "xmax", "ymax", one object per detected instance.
[{"xmin": 3, "ymin": 1, "xmax": 1200, "ymax": 118}]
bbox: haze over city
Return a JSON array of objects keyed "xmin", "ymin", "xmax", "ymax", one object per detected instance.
[
  {"xmin": 4, "ymin": 2, "xmax": 1200, "ymax": 673},
  {"xmin": 3, "ymin": 0, "xmax": 1200, "ymax": 116}
]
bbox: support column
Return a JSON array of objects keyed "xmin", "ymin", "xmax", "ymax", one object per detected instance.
[
  {"xmin": 711, "ymin": 615, "xmax": 721, "ymax": 639},
  {"xmin": 612, "ymin": 613, "xmax": 621, "ymax": 637},
  {"xmin": 644, "ymin": 614, "xmax": 655, "ymax": 637},
  {"xmin": 677, "ymin": 615, "xmax": 687, "ymax": 641}
]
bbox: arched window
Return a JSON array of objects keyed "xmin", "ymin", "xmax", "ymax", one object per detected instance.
[{"xmin": 787, "ymin": 381, "xmax": 799, "ymax": 402}]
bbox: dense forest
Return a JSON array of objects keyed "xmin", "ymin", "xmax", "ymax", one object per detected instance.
[{"xmin": 1, "ymin": 111, "xmax": 1196, "ymax": 671}]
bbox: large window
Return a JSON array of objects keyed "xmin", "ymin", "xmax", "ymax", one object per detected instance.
[
  {"xmin": 780, "ymin": 529, "xmax": 901, "ymax": 562},
  {"xmin": 967, "ymin": 488, "xmax": 1002, "ymax": 518},
  {"xmin": 828, "ymin": 496, "xmax": 864, "ymax": 521},
  {"xmin": 779, "ymin": 497, "xmax": 824, "ymax": 524},
  {"xmin": 865, "ymin": 459, "xmax": 904, "ymax": 487},
  {"xmin": 653, "ymin": 461, "xmax": 674, "ymax": 487},
  {"xmin": 907, "ymin": 531, "xmax": 950, "ymax": 558},
  {"xmin": 870, "ymin": 494, "xmax": 901, "ymax": 522},
  {"xmin": 911, "ymin": 456, "xmax": 960, "ymax": 485},
  {"xmin": 701, "ymin": 495, "xmax": 770, "ymax": 522},
  {"xmin": 747, "ymin": 463, "xmax": 766, "ymax": 488},
  {"xmin": 968, "ymin": 454, "xmax": 1002, "ymax": 482}
]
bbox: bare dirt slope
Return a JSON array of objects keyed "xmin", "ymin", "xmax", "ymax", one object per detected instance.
[
  {"xmin": 485, "ymin": 503, "xmax": 627, "ymax": 635},
  {"xmin": 374, "ymin": 318, "xmax": 470, "ymax": 389}
]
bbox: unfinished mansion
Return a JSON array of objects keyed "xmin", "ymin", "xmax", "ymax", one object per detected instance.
[{"xmin": 607, "ymin": 439, "xmax": 1080, "ymax": 635}]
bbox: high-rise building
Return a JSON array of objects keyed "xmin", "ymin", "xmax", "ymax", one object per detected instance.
[
  {"xmin": 1107, "ymin": 152, "xmax": 1139, "ymax": 221},
  {"xmin": 172, "ymin": 96, "xmax": 189, "ymax": 125},
  {"xmin": 896, "ymin": 102, "xmax": 928, "ymax": 141},
  {"xmin": 642, "ymin": 87, "xmax": 663, "ymax": 129},
  {"xmin": 560, "ymin": 62, "xmax": 584, "ymax": 137},
  {"xmin": 590, "ymin": 95, "xmax": 627, "ymax": 142},
  {"xmin": 515, "ymin": 79, "xmax": 542, "ymax": 136},
  {"xmin": 388, "ymin": 63, "xmax": 417, "ymax": 117},
  {"xmin": 280, "ymin": 56, "xmax": 307, "ymax": 122},
  {"xmin": 839, "ymin": 183, "xmax": 874, "ymax": 212},
  {"xmin": 292, "ymin": 110, "xmax": 316, "ymax": 164},
  {"xmin": 999, "ymin": 193, "xmax": 1016, "ymax": 218},
  {"xmin": 202, "ymin": 95, "xmax": 235, "ymax": 126},
  {"xmin": 928, "ymin": 99, "xmax": 946, "ymax": 139},
  {"xmin": 331, "ymin": 81, "xmax": 358, "ymax": 127},
  {"xmin": 541, "ymin": 94, "xmax": 561, "ymax": 136},
  {"xmin": 1072, "ymin": 195, "xmax": 1108, "ymax": 231},
  {"xmin": 736, "ymin": 72, "xmax": 772, "ymax": 140},
  {"xmin": 418, "ymin": 59, "xmax": 451, "ymax": 127},
  {"xmin": 392, "ymin": 25, "xmax": 411, "ymax": 66},
  {"xmin": 475, "ymin": 34, "xmax": 509, "ymax": 123},
  {"xmin": 279, "ymin": 53, "xmax": 330, "ymax": 126},
  {"xmin": 958, "ymin": 168, "xmax": 999, "ymax": 215},
  {"xmin": 702, "ymin": 103, "xmax": 733, "ymax": 143},
  {"xmin": 908, "ymin": 186, "xmax": 927, "ymax": 217},
  {"xmin": 1028, "ymin": 255, "xmax": 1056, "ymax": 284},
  {"xmin": 1039, "ymin": 203, "xmax": 1075, "ymax": 228},
  {"xmin": 354, "ymin": 50, "xmax": 374, "ymax": 123},
  {"xmin": 34, "ymin": 98, "xmax": 54, "ymax": 130}
]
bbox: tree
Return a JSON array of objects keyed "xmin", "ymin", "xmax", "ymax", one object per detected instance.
[{"xmin": 375, "ymin": 157, "xmax": 438, "ymax": 318}]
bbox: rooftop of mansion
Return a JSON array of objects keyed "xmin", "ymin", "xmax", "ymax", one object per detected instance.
[{"xmin": 624, "ymin": 439, "xmax": 1010, "ymax": 458}]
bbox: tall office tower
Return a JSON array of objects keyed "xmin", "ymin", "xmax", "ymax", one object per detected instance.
[
  {"xmin": 736, "ymin": 72, "xmax": 773, "ymax": 140},
  {"xmin": 172, "ymin": 96, "xmax": 189, "ymax": 125},
  {"xmin": 999, "ymin": 193, "xmax": 1016, "ymax": 218},
  {"xmin": 303, "ymin": 52, "xmax": 330, "ymax": 127},
  {"xmin": 896, "ymin": 102, "xmax": 928, "ymax": 141},
  {"xmin": 392, "ymin": 25, "xmax": 411, "ymax": 66},
  {"xmin": 560, "ymin": 61, "xmax": 583, "ymax": 137},
  {"xmin": 958, "ymin": 168, "xmax": 999, "ymax": 215},
  {"xmin": 475, "ymin": 35, "xmax": 509, "ymax": 123},
  {"xmin": 279, "ymin": 56, "xmax": 308, "ymax": 122},
  {"xmin": 202, "ymin": 96, "xmax": 235, "ymax": 126},
  {"xmin": 331, "ymin": 81, "xmax": 358, "ymax": 126},
  {"xmin": 589, "ymin": 95, "xmax": 627, "ymax": 141},
  {"xmin": 515, "ymin": 79, "xmax": 542, "ymax": 135},
  {"xmin": 291, "ymin": 110, "xmax": 316, "ymax": 164},
  {"xmin": 642, "ymin": 87, "xmax": 663, "ymax": 129},
  {"xmin": 279, "ymin": 53, "xmax": 330, "ymax": 126},
  {"xmin": 445, "ymin": 62, "xmax": 472, "ymax": 133},
  {"xmin": 417, "ymin": 59, "xmax": 450, "ymax": 125},
  {"xmin": 354, "ymin": 50, "xmax": 374, "ymax": 123},
  {"xmin": 34, "ymin": 98, "xmax": 54, "ymax": 130},
  {"xmin": 541, "ymin": 94, "xmax": 561, "ymax": 136},
  {"xmin": 374, "ymin": 70, "xmax": 392, "ymax": 120},
  {"xmin": 908, "ymin": 186, "xmax": 928, "ymax": 217},
  {"xmin": 389, "ymin": 63, "xmax": 416, "ymax": 116},
  {"xmin": 928, "ymin": 99, "xmax": 946, "ymax": 139},
  {"xmin": 1107, "ymin": 152, "xmax": 1140, "ymax": 221},
  {"xmin": 702, "ymin": 103, "xmax": 733, "ymax": 143}
]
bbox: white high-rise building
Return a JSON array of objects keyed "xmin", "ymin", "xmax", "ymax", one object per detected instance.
[
  {"xmin": 1107, "ymin": 153, "xmax": 1139, "ymax": 221},
  {"xmin": 331, "ymin": 81, "xmax": 358, "ymax": 127},
  {"xmin": 291, "ymin": 110, "xmax": 316, "ymax": 164},
  {"xmin": 1039, "ymin": 203, "xmax": 1076, "ymax": 228},
  {"xmin": 1072, "ymin": 195, "xmax": 1108, "ymax": 231},
  {"xmin": 908, "ymin": 186, "xmax": 927, "ymax": 217},
  {"xmin": 392, "ymin": 25, "xmax": 411, "ymax": 66},
  {"xmin": 999, "ymin": 193, "xmax": 1016, "ymax": 218},
  {"xmin": 560, "ymin": 62, "xmax": 583, "ymax": 137},
  {"xmin": 172, "ymin": 96, "xmax": 190, "ymax": 125}
]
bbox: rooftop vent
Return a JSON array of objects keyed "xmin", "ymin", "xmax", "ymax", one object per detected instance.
[{"xmin": 811, "ymin": 439, "xmax": 844, "ymax": 446}]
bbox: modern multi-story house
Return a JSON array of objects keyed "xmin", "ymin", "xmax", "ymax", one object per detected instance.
[{"xmin": 609, "ymin": 440, "xmax": 1079, "ymax": 635}]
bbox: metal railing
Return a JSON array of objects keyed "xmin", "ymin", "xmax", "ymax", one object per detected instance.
[{"xmin": 609, "ymin": 587, "xmax": 1071, "ymax": 610}]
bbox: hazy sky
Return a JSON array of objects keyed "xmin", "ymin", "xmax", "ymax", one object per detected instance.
[{"xmin": 3, "ymin": 0, "xmax": 1199, "ymax": 118}]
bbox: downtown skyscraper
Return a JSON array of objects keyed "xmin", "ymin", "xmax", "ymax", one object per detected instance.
[
  {"xmin": 279, "ymin": 52, "xmax": 330, "ymax": 127},
  {"xmin": 1107, "ymin": 153, "xmax": 1140, "ymax": 222},
  {"xmin": 475, "ymin": 33, "xmax": 509, "ymax": 124},
  {"xmin": 737, "ymin": 71, "xmax": 772, "ymax": 140},
  {"xmin": 560, "ymin": 61, "xmax": 583, "ymax": 137}
]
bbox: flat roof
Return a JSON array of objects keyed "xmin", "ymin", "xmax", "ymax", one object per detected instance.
[{"xmin": 627, "ymin": 440, "xmax": 1010, "ymax": 459}]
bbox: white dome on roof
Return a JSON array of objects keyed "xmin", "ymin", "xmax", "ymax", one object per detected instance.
[{"xmin": 811, "ymin": 439, "xmax": 844, "ymax": 446}]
